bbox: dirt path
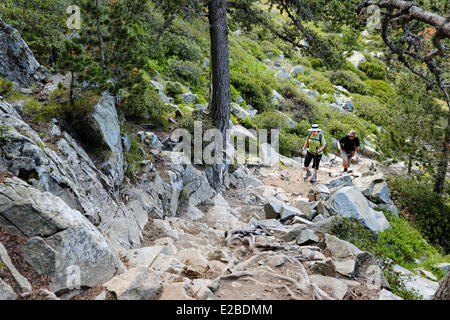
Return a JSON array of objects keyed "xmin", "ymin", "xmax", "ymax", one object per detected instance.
[{"xmin": 259, "ymin": 156, "xmax": 374, "ymax": 201}]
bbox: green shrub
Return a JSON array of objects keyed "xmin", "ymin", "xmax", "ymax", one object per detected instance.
[
  {"xmin": 238, "ymin": 116, "xmax": 256, "ymax": 130},
  {"xmin": 387, "ymin": 176, "xmax": 450, "ymax": 252},
  {"xmin": 23, "ymin": 97, "xmax": 64, "ymax": 122},
  {"xmin": 165, "ymin": 81, "xmax": 188, "ymax": 97},
  {"xmin": 330, "ymin": 215, "xmax": 448, "ymax": 299},
  {"xmin": 230, "ymin": 85, "xmax": 240, "ymax": 103},
  {"xmin": 194, "ymin": 96, "xmax": 208, "ymax": 105},
  {"xmin": 230, "ymin": 71, "xmax": 274, "ymax": 112},
  {"xmin": 168, "ymin": 59, "xmax": 203, "ymax": 89},
  {"xmin": 254, "ymin": 111, "xmax": 288, "ymax": 130},
  {"xmin": 342, "ymin": 60, "xmax": 369, "ymax": 81},
  {"xmin": 365, "ymin": 80, "xmax": 394, "ymax": 103},
  {"xmin": 121, "ymin": 76, "xmax": 169, "ymax": 126},
  {"xmin": 279, "ymin": 131, "xmax": 303, "ymax": 157},
  {"xmin": 325, "ymin": 118, "xmax": 356, "ymax": 140},
  {"xmin": 352, "ymin": 94, "xmax": 388, "ymax": 125},
  {"xmin": 0, "ymin": 77, "xmax": 13, "ymax": 98},
  {"xmin": 0, "ymin": 123, "xmax": 11, "ymax": 142},
  {"xmin": 359, "ymin": 61, "xmax": 387, "ymax": 80},
  {"xmin": 260, "ymin": 40, "xmax": 282, "ymax": 57},
  {"xmin": 177, "ymin": 111, "xmax": 214, "ymax": 137},
  {"xmin": 329, "ymin": 70, "xmax": 370, "ymax": 95},
  {"xmin": 301, "ymin": 72, "xmax": 335, "ymax": 94},
  {"xmin": 309, "ymin": 57, "xmax": 325, "ymax": 70},
  {"xmin": 161, "ymin": 19, "xmax": 205, "ymax": 62},
  {"xmin": 124, "ymin": 133, "xmax": 146, "ymax": 181},
  {"xmin": 275, "ymin": 78, "xmax": 298, "ymax": 99},
  {"xmin": 341, "ymin": 24, "xmax": 360, "ymax": 52}
]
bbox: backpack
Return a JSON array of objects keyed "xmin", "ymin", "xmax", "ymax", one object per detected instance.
[{"xmin": 307, "ymin": 133, "xmax": 325, "ymax": 151}]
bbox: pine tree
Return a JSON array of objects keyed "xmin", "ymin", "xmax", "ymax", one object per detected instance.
[{"xmin": 56, "ymin": 40, "xmax": 103, "ymax": 106}]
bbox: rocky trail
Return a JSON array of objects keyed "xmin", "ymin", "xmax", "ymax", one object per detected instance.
[
  {"xmin": 93, "ymin": 155, "xmax": 401, "ymax": 301},
  {"xmin": 0, "ymin": 17, "xmax": 448, "ymax": 301},
  {"xmin": 0, "ymin": 89, "xmax": 442, "ymax": 300}
]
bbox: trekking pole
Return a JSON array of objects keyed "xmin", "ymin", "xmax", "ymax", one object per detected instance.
[
  {"xmin": 329, "ymin": 153, "xmax": 339, "ymax": 169},
  {"xmin": 315, "ymin": 146, "xmax": 319, "ymax": 169}
]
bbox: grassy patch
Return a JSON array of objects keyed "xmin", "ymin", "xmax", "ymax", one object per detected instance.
[{"xmin": 331, "ymin": 213, "xmax": 449, "ymax": 299}]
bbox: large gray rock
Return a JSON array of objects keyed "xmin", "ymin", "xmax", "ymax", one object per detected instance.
[
  {"xmin": 274, "ymin": 70, "xmax": 290, "ymax": 80},
  {"xmin": 0, "ymin": 19, "xmax": 48, "ymax": 87},
  {"xmin": 346, "ymin": 51, "xmax": 366, "ymax": 68},
  {"xmin": 325, "ymin": 186, "xmax": 391, "ymax": 233},
  {"xmin": 393, "ymin": 264, "xmax": 439, "ymax": 300},
  {"xmin": 434, "ymin": 263, "xmax": 450, "ymax": 274},
  {"xmin": 0, "ymin": 279, "xmax": 16, "ymax": 300},
  {"xmin": 0, "ymin": 177, "xmax": 123, "ymax": 294},
  {"xmin": 294, "ymin": 197, "xmax": 317, "ymax": 220},
  {"xmin": 326, "ymin": 175, "xmax": 353, "ymax": 189},
  {"xmin": 264, "ymin": 200, "xmax": 306, "ymax": 221},
  {"xmin": 325, "ymin": 234, "xmax": 362, "ymax": 261},
  {"xmin": 182, "ymin": 164, "xmax": 216, "ymax": 207},
  {"xmin": 296, "ymin": 229, "xmax": 320, "ymax": 245},
  {"xmin": 353, "ymin": 252, "xmax": 389, "ymax": 289},
  {"xmin": 379, "ymin": 289, "xmax": 403, "ymax": 300},
  {"xmin": 103, "ymin": 267, "xmax": 163, "ymax": 300},
  {"xmin": 309, "ymin": 275, "xmax": 354, "ymax": 300},
  {"xmin": 290, "ymin": 66, "xmax": 305, "ymax": 76},
  {"xmin": 0, "ymin": 101, "xmax": 145, "ymax": 251},
  {"xmin": 354, "ymin": 172, "xmax": 391, "ymax": 204},
  {"xmin": 179, "ymin": 92, "xmax": 197, "ymax": 104},
  {"xmin": 205, "ymin": 194, "xmax": 244, "ymax": 231},
  {"xmin": 231, "ymin": 103, "xmax": 250, "ymax": 121},
  {"xmin": 72, "ymin": 92, "xmax": 124, "ymax": 186},
  {"xmin": 0, "ymin": 242, "xmax": 32, "ymax": 292},
  {"xmin": 150, "ymin": 80, "xmax": 172, "ymax": 104}
]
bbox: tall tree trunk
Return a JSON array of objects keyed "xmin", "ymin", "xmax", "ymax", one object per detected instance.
[
  {"xmin": 96, "ymin": 0, "xmax": 106, "ymax": 72},
  {"xmin": 407, "ymin": 154, "xmax": 413, "ymax": 176},
  {"xmin": 208, "ymin": 0, "xmax": 231, "ymax": 141},
  {"xmin": 69, "ymin": 71, "xmax": 75, "ymax": 106},
  {"xmin": 433, "ymin": 109, "xmax": 449, "ymax": 195}
]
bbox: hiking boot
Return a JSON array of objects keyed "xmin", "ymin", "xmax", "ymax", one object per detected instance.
[
  {"xmin": 304, "ymin": 170, "xmax": 312, "ymax": 179},
  {"xmin": 310, "ymin": 173, "xmax": 317, "ymax": 183}
]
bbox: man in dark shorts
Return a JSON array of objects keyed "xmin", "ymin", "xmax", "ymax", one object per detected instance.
[
  {"xmin": 299, "ymin": 124, "xmax": 326, "ymax": 183},
  {"xmin": 338, "ymin": 130, "xmax": 360, "ymax": 173}
]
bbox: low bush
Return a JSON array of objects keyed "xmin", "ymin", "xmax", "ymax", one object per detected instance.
[
  {"xmin": 309, "ymin": 57, "xmax": 325, "ymax": 70},
  {"xmin": 120, "ymin": 74, "xmax": 169, "ymax": 127},
  {"xmin": 352, "ymin": 94, "xmax": 388, "ymax": 126},
  {"xmin": 329, "ymin": 70, "xmax": 370, "ymax": 95},
  {"xmin": 387, "ymin": 176, "xmax": 450, "ymax": 252},
  {"xmin": 253, "ymin": 110, "xmax": 288, "ymax": 130},
  {"xmin": 0, "ymin": 77, "xmax": 14, "ymax": 98},
  {"xmin": 124, "ymin": 133, "xmax": 147, "ymax": 181},
  {"xmin": 342, "ymin": 60, "xmax": 369, "ymax": 81},
  {"xmin": 0, "ymin": 123, "xmax": 11, "ymax": 142},
  {"xmin": 359, "ymin": 61, "xmax": 387, "ymax": 80},
  {"xmin": 300, "ymin": 72, "xmax": 335, "ymax": 94},
  {"xmin": 331, "ymin": 214, "xmax": 449, "ymax": 299},
  {"xmin": 165, "ymin": 81, "xmax": 188, "ymax": 97},
  {"xmin": 279, "ymin": 131, "xmax": 303, "ymax": 157},
  {"xmin": 275, "ymin": 78, "xmax": 298, "ymax": 99},
  {"xmin": 230, "ymin": 71, "xmax": 274, "ymax": 112},
  {"xmin": 364, "ymin": 80, "xmax": 394, "ymax": 103},
  {"xmin": 168, "ymin": 59, "xmax": 203, "ymax": 90}
]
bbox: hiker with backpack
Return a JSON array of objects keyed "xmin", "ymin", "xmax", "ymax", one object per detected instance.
[
  {"xmin": 299, "ymin": 124, "xmax": 326, "ymax": 183},
  {"xmin": 338, "ymin": 130, "xmax": 360, "ymax": 173}
]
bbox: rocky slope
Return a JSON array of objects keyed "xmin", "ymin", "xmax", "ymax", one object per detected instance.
[{"xmin": 0, "ymin": 17, "xmax": 447, "ymax": 301}]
